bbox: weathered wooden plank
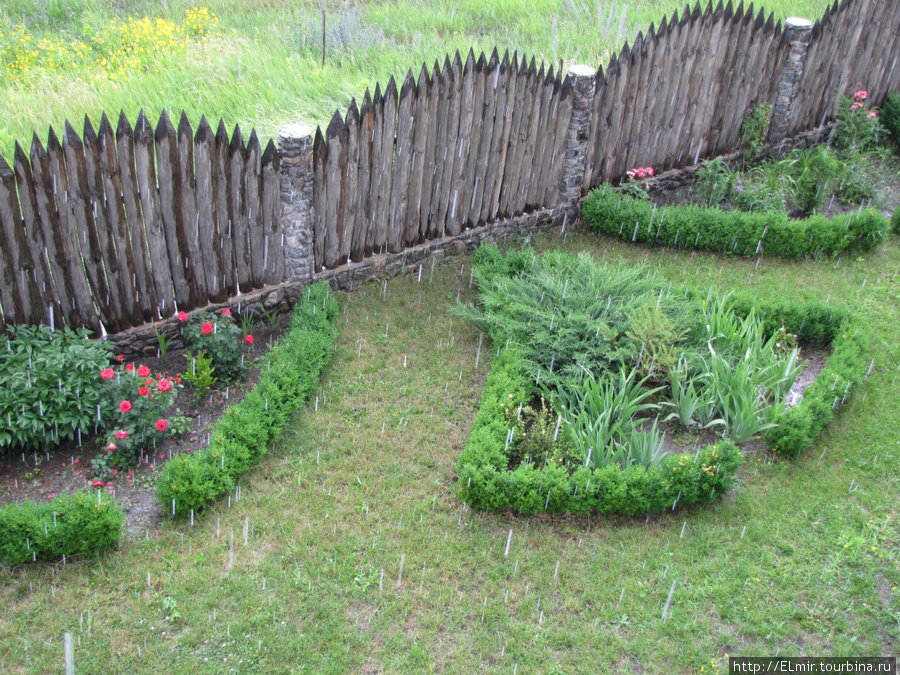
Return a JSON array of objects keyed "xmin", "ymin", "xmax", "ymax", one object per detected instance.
[
  {"xmin": 720, "ymin": 6, "xmax": 765, "ymax": 150},
  {"xmin": 516, "ymin": 59, "xmax": 544, "ymax": 212},
  {"xmin": 43, "ymin": 128, "xmax": 99, "ymax": 329},
  {"xmin": 581, "ymin": 64, "xmax": 606, "ymax": 193},
  {"xmin": 0, "ymin": 244, "xmax": 16, "ymax": 328},
  {"xmin": 601, "ymin": 44, "xmax": 634, "ymax": 180},
  {"xmin": 228, "ymin": 124, "xmax": 252, "ymax": 290},
  {"xmin": 488, "ymin": 52, "xmax": 519, "ymax": 221},
  {"xmin": 12, "ymin": 142, "xmax": 59, "ymax": 326},
  {"xmin": 194, "ymin": 116, "xmax": 226, "ymax": 301},
  {"xmin": 543, "ymin": 76, "xmax": 574, "ymax": 206},
  {"xmin": 498, "ymin": 57, "xmax": 531, "ymax": 220},
  {"xmin": 685, "ymin": 5, "xmax": 728, "ymax": 163},
  {"xmin": 213, "ymin": 120, "xmax": 237, "ymax": 294},
  {"xmin": 405, "ymin": 65, "xmax": 431, "ymax": 246},
  {"xmin": 619, "ymin": 30, "xmax": 650, "ymax": 175},
  {"xmin": 436, "ymin": 52, "xmax": 464, "ymax": 236},
  {"xmin": 311, "ymin": 126, "xmax": 327, "ymax": 271},
  {"xmin": 529, "ymin": 65, "xmax": 558, "ymax": 204},
  {"xmin": 323, "ymin": 111, "xmax": 344, "ymax": 269},
  {"xmin": 0, "ymin": 152, "xmax": 42, "ymax": 325},
  {"xmin": 114, "ymin": 112, "xmax": 155, "ymax": 322},
  {"xmin": 446, "ymin": 49, "xmax": 476, "ymax": 235},
  {"xmin": 419, "ymin": 62, "xmax": 442, "ymax": 240},
  {"xmin": 631, "ymin": 24, "xmax": 661, "ymax": 170},
  {"xmin": 481, "ymin": 51, "xmax": 512, "ymax": 223},
  {"xmin": 95, "ymin": 114, "xmax": 142, "ymax": 328},
  {"xmin": 353, "ymin": 90, "xmax": 374, "ymax": 260},
  {"xmin": 153, "ymin": 110, "xmax": 192, "ymax": 311},
  {"xmin": 669, "ymin": 9, "xmax": 711, "ymax": 169},
  {"xmin": 427, "ymin": 61, "xmax": 451, "ymax": 239},
  {"xmin": 260, "ymin": 139, "xmax": 284, "ymax": 284},
  {"xmin": 244, "ymin": 129, "xmax": 265, "ymax": 288},
  {"xmin": 644, "ymin": 12, "xmax": 678, "ymax": 174},
  {"xmin": 62, "ymin": 120, "xmax": 112, "ymax": 329},
  {"xmin": 176, "ymin": 112, "xmax": 207, "ymax": 303},
  {"xmin": 82, "ymin": 116, "xmax": 128, "ymax": 331},
  {"xmin": 366, "ymin": 85, "xmax": 385, "ymax": 254},
  {"xmin": 339, "ymin": 100, "xmax": 359, "ymax": 265},
  {"xmin": 468, "ymin": 49, "xmax": 500, "ymax": 226},
  {"xmin": 388, "ymin": 72, "xmax": 415, "ymax": 251},
  {"xmin": 707, "ymin": 4, "xmax": 751, "ymax": 154},
  {"xmin": 459, "ymin": 52, "xmax": 486, "ymax": 229},
  {"xmin": 375, "ymin": 78, "xmax": 397, "ymax": 252}
]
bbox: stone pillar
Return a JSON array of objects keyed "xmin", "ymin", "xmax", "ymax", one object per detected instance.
[
  {"xmin": 278, "ymin": 123, "xmax": 315, "ymax": 282},
  {"xmin": 558, "ymin": 64, "xmax": 597, "ymax": 216},
  {"xmin": 768, "ymin": 17, "xmax": 814, "ymax": 143}
]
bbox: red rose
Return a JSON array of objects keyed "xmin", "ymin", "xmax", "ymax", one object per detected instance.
[
  {"xmin": 92, "ymin": 480, "xmax": 104, "ymax": 488},
  {"xmin": 117, "ymin": 354, "xmax": 125, "ymax": 361},
  {"xmin": 155, "ymin": 419, "xmax": 168, "ymax": 432},
  {"xmin": 137, "ymin": 365, "xmax": 151, "ymax": 378},
  {"xmin": 125, "ymin": 363, "xmax": 134, "ymax": 372},
  {"xmin": 245, "ymin": 334, "xmax": 254, "ymax": 345},
  {"xmin": 222, "ymin": 308, "xmax": 232, "ymax": 316},
  {"xmin": 201, "ymin": 322, "xmax": 213, "ymax": 335},
  {"xmin": 115, "ymin": 430, "xmax": 129, "ymax": 440},
  {"xmin": 174, "ymin": 376, "xmax": 181, "ymax": 383},
  {"xmin": 138, "ymin": 386, "xmax": 149, "ymax": 397},
  {"xmin": 178, "ymin": 311, "xmax": 189, "ymax": 322},
  {"xmin": 119, "ymin": 400, "xmax": 132, "ymax": 413},
  {"xmin": 106, "ymin": 443, "xmax": 116, "ymax": 452},
  {"xmin": 100, "ymin": 368, "xmax": 115, "ymax": 380},
  {"xmin": 157, "ymin": 379, "xmax": 172, "ymax": 393}
]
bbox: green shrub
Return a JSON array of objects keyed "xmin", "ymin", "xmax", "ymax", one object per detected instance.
[
  {"xmin": 881, "ymin": 93, "xmax": 900, "ymax": 149},
  {"xmin": 0, "ymin": 325, "xmax": 113, "ymax": 451},
  {"xmin": 790, "ymin": 147, "xmax": 843, "ymax": 214},
  {"xmin": 582, "ymin": 184, "xmax": 886, "ymax": 259},
  {"xmin": 0, "ymin": 490, "xmax": 125, "ymax": 566},
  {"xmin": 764, "ymin": 316, "xmax": 867, "ymax": 458},
  {"xmin": 457, "ymin": 348, "xmax": 743, "ymax": 515},
  {"xmin": 181, "ymin": 309, "xmax": 248, "ymax": 383},
  {"xmin": 157, "ymin": 282, "xmax": 338, "ymax": 517},
  {"xmin": 892, "ymin": 206, "xmax": 900, "ymax": 236}
]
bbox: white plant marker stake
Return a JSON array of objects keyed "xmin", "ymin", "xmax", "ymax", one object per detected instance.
[
  {"xmin": 662, "ymin": 579, "xmax": 677, "ymax": 620},
  {"xmin": 64, "ymin": 633, "xmax": 74, "ymax": 675},
  {"xmin": 504, "ymin": 529, "xmax": 513, "ymax": 557}
]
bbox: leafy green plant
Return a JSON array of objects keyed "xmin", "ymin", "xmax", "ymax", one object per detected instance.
[
  {"xmin": 153, "ymin": 326, "xmax": 174, "ymax": 361},
  {"xmin": 621, "ymin": 418, "xmax": 666, "ymax": 468},
  {"xmin": 662, "ymin": 367, "xmax": 723, "ymax": 430},
  {"xmin": 0, "ymin": 325, "xmax": 113, "ymax": 451},
  {"xmin": 260, "ymin": 305, "xmax": 280, "ymax": 327},
  {"xmin": 830, "ymin": 89, "xmax": 886, "ymax": 152},
  {"xmin": 695, "ymin": 156, "xmax": 732, "ymax": 206},
  {"xmin": 880, "ymin": 92, "xmax": 900, "ymax": 150},
  {"xmin": 740, "ymin": 103, "xmax": 772, "ymax": 166},
  {"xmin": 182, "ymin": 308, "xmax": 247, "ymax": 383},
  {"xmin": 892, "ymin": 206, "xmax": 900, "ymax": 236},
  {"xmin": 180, "ymin": 350, "xmax": 216, "ymax": 397},
  {"xmin": 790, "ymin": 147, "xmax": 844, "ymax": 214}
]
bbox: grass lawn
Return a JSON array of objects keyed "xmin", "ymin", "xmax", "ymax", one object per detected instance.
[
  {"xmin": 0, "ymin": 229, "xmax": 897, "ymax": 673},
  {"xmin": 0, "ymin": 0, "xmax": 834, "ymax": 157}
]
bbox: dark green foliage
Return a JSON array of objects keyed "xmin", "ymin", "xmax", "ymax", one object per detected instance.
[
  {"xmin": 0, "ymin": 325, "xmax": 114, "ymax": 451},
  {"xmin": 882, "ymin": 93, "xmax": 900, "ymax": 149},
  {"xmin": 182, "ymin": 309, "xmax": 246, "ymax": 382},
  {"xmin": 0, "ymin": 490, "xmax": 125, "ymax": 566},
  {"xmin": 582, "ymin": 184, "xmax": 886, "ymax": 259},
  {"xmin": 456, "ymin": 348, "xmax": 743, "ymax": 515},
  {"xmin": 764, "ymin": 317, "xmax": 867, "ymax": 458},
  {"xmin": 790, "ymin": 147, "xmax": 844, "ymax": 214},
  {"xmin": 892, "ymin": 206, "xmax": 900, "ymax": 236},
  {"xmin": 157, "ymin": 283, "xmax": 338, "ymax": 517},
  {"xmin": 457, "ymin": 245, "xmax": 699, "ymax": 383}
]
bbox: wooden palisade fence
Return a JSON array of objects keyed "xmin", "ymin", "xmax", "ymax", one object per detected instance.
[
  {"xmin": 312, "ymin": 48, "xmax": 573, "ymax": 270},
  {"xmin": 1, "ymin": 0, "xmax": 899, "ymax": 331},
  {"xmin": 0, "ymin": 110, "xmax": 283, "ymax": 334}
]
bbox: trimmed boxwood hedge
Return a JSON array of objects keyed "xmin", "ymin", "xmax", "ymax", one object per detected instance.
[
  {"xmin": 456, "ymin": 347, "xmax": 743, "ymax": 516},
  {"xmin": 157, "ymin": 282, "xmax": 338, "ymax": 518},
  {"xmin": 582, "ymin": 184, "xmax": 886, "ymax": 259},
  {"xmin": 0, "ymin": 490, "xmax": 125, "ymax": 566}
]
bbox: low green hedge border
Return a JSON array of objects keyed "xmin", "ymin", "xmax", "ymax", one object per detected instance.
[
  {"xmin": 457, "ymin": 284, "xmax": 868, "ymax": 514},
  {"xmin": 157, "ymin": 282, "xmax": 338, "ymax": 518},
  {"xmin": 456, "ymin": 347, "xmax": 744, "ymax": 516},
  {"xmin": 582, "ymin": 184, "xmax": 886, "ymax": 259},
  {"xmin": 0, "ymin": 490, "xmax": 125, "ymax": 566}
]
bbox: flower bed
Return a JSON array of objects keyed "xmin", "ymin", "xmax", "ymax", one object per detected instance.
[
  {"xmin": 582, "ymin": 183, "xmax": 886, "ymax": 259},
  {"xmin": 156, "ymin": 282, "xmax": 338, "ymax": 518}
]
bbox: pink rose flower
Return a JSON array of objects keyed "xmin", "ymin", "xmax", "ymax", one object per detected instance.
[
  {"xmin": 115, "ymin": 430, "xmax": 129, "ymax": 440},
  {"xmin": 155, "ymin": 419, "xmax": 168, "ymax": 432},
  {"xmin": 201, "ymin": 322, "xmax": 213, "ymax": 335},
  {"xmin": 100, "ymin": 368, "xmax": 115, "ymax": 380},
  {"xmin": 157, "ymin": 379, "xmax": 172, "ymax": 393},
  {"xmin": 119, "ymin": 400, "xmax": 132, "ymax": 413},
  {"xmin": 178, "ymin": 311, "xmax": 189, "ymax": 322}
]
